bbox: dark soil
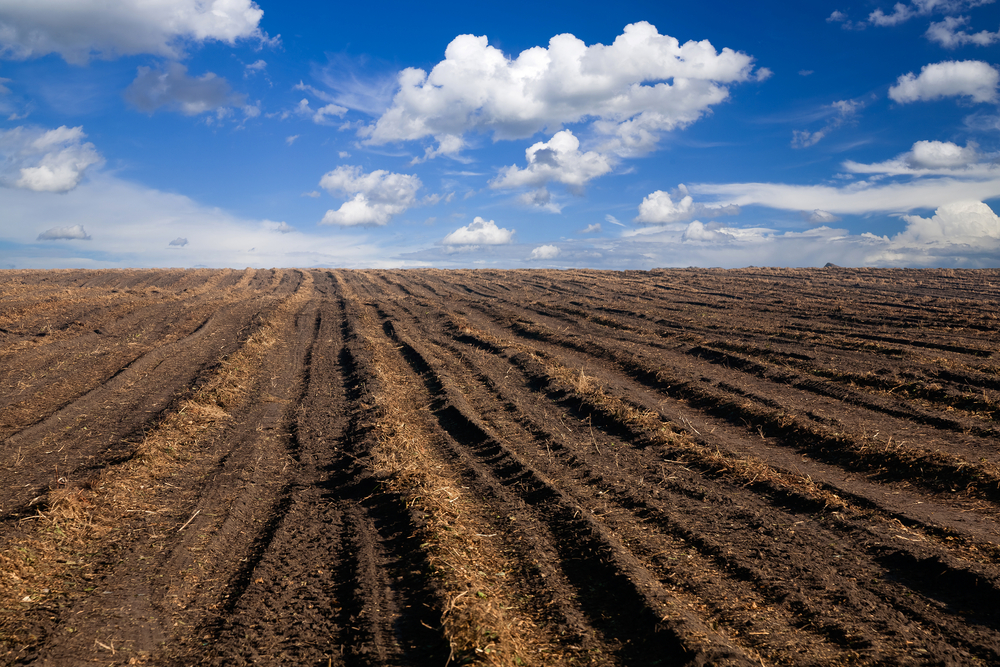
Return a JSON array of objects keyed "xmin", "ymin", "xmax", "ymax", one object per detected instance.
[{"xmin": 2, "ymin": 267, "xmax": 999, "ymax": 666}]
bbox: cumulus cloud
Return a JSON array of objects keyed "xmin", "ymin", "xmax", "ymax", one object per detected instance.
[
  {"xmin": 0, "ymin": 0, "xmax": 273, "ymax": 64},
  {"xmin": 529, "ymin": 244, "xmax": 560, "ymax": 260},
  {"xmin": 362, "ymin": 22, "xmax": 761, "ymax": 158},
  {"xmin": 0, "ymin": 125, "xmax": 102, "ymax": 193},
  {"xmin": 927, "ymin": 15, "xmax": 1000, "ymax": 47},
  {"xmin": 895, "ymin": 200, "xmax": 1000, "ymax": 244},
  {"xmin": 906, "ymin": 139, "xmax": 982, "ymax": 168},
  {"xmin": 491, "ymin": 130, "xmax": 613, "ymax": 193},
  {"xmin": 37, "ymin": 224, "xmax": 90, "ymax": 240},
  {"xmin": 272, "ymin": 221, "xmax": 295, "ymax": 233},
  {"xmin": 843, "ymin": 140, "xmax": 991, "ymax": 176},
  {"xmin": 125, "ymin": 62, "xmax": 241, "ymax": 115},
  {"xmin": 319, "ymin": 165, "xmax": 421, "ymax": 227},
  {"xmin": 635, "ymin": 184, "xmax": 740, "ymax": 224},
  {"xmin": 442, "ymin": 217, "xmax": 514, "ymax": 245},
  {"xmin": 889, "ymin": 60, "xmax": 999, "ymax": 104},
  {"xmin": 581, "ymin": 223, "xmax": 602, "ymax": 233}
]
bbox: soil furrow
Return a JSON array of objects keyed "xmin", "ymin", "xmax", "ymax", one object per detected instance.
[
  {"xmin": 2, "ymin": 267, "xmax": 999, "ymax": 666},
  {"xmin": 365, "ymin": 297, "xmax": 757, "ymax": 666},
  {"xmin": 375, "ymin": 280, "xmax": 1000, "ymax": 664}
]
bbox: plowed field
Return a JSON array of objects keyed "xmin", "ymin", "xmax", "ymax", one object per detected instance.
[{"xmin": 1, "ymin": 267, "xmax": 999, "ymax": 666}]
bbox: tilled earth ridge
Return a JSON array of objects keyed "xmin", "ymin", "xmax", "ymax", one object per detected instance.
[{"xmin": 0, "ymin": 267, "xmax": 998, "ymax": 666}]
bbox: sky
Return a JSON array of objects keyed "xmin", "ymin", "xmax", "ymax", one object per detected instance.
[{"xmin": 1, "ymin": 0, "xmax": 1000, "ymax": 270}]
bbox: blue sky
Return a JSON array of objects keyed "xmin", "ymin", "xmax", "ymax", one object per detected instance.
[{"xmin": 1, "ymin": 0, "xmax": 1000, "ymax": 269}]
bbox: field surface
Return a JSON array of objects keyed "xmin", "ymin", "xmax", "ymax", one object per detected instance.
[{"xmin": 1, "ymin": 267, "xmax": 999, "ymax": 666}]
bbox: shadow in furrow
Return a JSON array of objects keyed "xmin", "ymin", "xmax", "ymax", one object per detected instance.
[
  {"xmin": 380, "ymin": 314, "xmax": 744, "ymax": 666},
  {"xmin": 325, "ymin": 310, "xmax": 450, "ymax": 666}
]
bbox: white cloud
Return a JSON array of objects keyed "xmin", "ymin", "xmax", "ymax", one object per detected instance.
[
  {"xmin": 292, "ymin": 98, "xmax": 348, "ymax": 125},
  {"xmin": 169, "ymin": 237, "xmax": 188, "ymax": 247},
  {"xmin": 692, "ymin": 174, "xmax": 1000, "ymax": 214},
  {"xmin": 0, "ymin": 0, "xmax": 273, "ymax": 64},
  {"xmin": 965, "ymin": 112, "xmax": 1000, "ymax": 131},
  {"xmin": 338, "ymin": 151, "xmax": 350, "ymax": 158},
  {"xmin": 285, "ymin": 134, "xmax": 299, "ymax": 146},
  {"xmin": 516, "ymin": 188, "xmax": 563, "ymax": 213},
  {"xmin": 313, "ymin": 103, "xmax": 347, "ymax": 124},
  {"xmin": 309, "ymin": 57, "xmax": 401, "ymax": 117},
  {"xmin": 245, "ymin": 59, "xmax": 266, "ymax": 75},
  {"xmin": 871, "ymin": 0, "xmax": 995, "ymax": 26},
  {"xmin": 272, "ymin": 221, "xmax": 295, "ymax": 233},
  {"xmin": 684, "ymin": 139, "xmax": 1000, "ymax": 229},
  {"xmin": 844, "ymin": 139, "xmax": 990, "ymax": 175},
  {"xmin": 414, "ymin": 134, "xmax": 465, "ymax": 163},
  {"xmin": 635, "ymin": 184, "xmax": 740, "ymax": 223},
  {"xmin": 362, "ymin": 22, "xmax": 761, "ymax": 158},
  {"xmin": 827, "ymin": 10, "xmax": 850, "ymax": 22},
  {"xmin": 681, "ymin": 220, "xmax": 737, "ymax": 242},
  {"xmin": 581, "ymin": 223, "xmax": 602, "ymax": 233},
  {"xmin": 0, "ymin": 125, "xmax": 101, "ymax": 193},
  {"xmin": 37, "ymin": 224, "xmax": 90, "ymax": 240},
  {"xmin": 0, "ymin": 172, "xmax": 401, "ymax": 269},
  {"xmin": 491, "ymin": 130, "xmax": 613, "ymax": 193},
  {"xmin": 605, "ymin": 214, "xmax": 626, "ymax": 227},
  {"xmin": 792, "ymin": 99, "xmax": 862, "ymax": 148},
  {"xmin": 889, "ymin": 60, "xmax": 999, "ymax": 104},
  {"xmin": 895, "ymin": 200, "xmax": 1000, "ymax": 244},
  {"xmin": 529, "ymin": 244, "xmax": 560, "ymax": 259},
  {"xmin": 907, "ymin": 139, "xmax": 982, "ymax": 168},
  {"xmin": 319, "ymin": 165, "xmax": 421, "ymax": 227},
  {"xmin": 125, "ymin": 62, "xmax": 241, "ymax": 115},
  {"xmin": 869, "ymin": 2, "xmax": 919, "ymax": 26},
  {"xmin": 398, "ymin": 200, "xmax": 1000, "ymax": 269},
  {"xmin": 301, "ymin": 190, "xmax": 320, "ymax": 198},
  {"xmin": 804, "ymin": 210, "xmax": 842, "ymax": 223},
  {"xmin": 791, "ymin": 130, "xmax": 824, "ymax": 149},
  {"xmin": 422, "ymin": 192, "xmax": 454, "ymax": 206},
  {"xmin": 615, "ymin": 201, "xmax": 1000, "ymax": 268},
  {"xmin": 442, "ymin": 217, "xmax": 514, "ymax": 245},
  {"xmin": 926, "ymin": 15, "xmax": 1000, "ymax": 47}
]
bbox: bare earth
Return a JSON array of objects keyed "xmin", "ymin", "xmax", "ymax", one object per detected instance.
[{"xmin": 1, "ymin": 267, "xmax": 999, "ymax": 666}]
